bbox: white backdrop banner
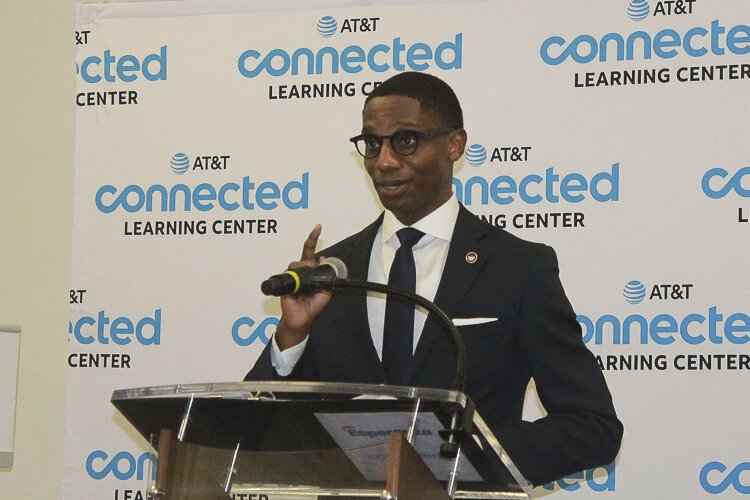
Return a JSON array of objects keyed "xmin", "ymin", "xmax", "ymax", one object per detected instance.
[{"xmin": 69, "ymin": 0, "xmax": 750, "ymax": 498}]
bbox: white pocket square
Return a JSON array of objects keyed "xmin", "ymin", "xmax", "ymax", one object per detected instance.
[{"xmin": 452, "ymin": 317, "xmax": 498, "ymax": 326}]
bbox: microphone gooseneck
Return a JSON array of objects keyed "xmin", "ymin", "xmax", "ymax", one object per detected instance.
[
  {"xmin": 260, "ymin": 258, "xmax": 471, "ymax": 458},
  {"xmin": 331, "ymin": 277, "xmax": 471, "ymax": 458}
]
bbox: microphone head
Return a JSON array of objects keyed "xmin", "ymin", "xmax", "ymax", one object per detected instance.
[{"xmin": 321, "ymin": 257, "xmax": 348, "ymax": 279}]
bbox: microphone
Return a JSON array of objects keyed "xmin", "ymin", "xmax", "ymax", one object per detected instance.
[{"xmin": 260, "ymin": 257, "xmax": 348, "ymax": 296}]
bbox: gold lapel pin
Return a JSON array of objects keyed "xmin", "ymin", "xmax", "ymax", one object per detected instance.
[{"xmin": 465, "ymin": 251, "xmax": 478, "ymax": 264}]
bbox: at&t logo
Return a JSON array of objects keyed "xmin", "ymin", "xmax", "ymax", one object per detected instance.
[
  {"xmin": 627, "ymin": 0, "xmax": 650, "ymax": 22},
  {"xmin": 623, "ymin": 280, "xmax": 693, "ymax": 304},
  {"xmin": 653, "ymin": 0, "xmax": 696, "ymax": 16},
  {"xmin": 464, "ymin": 144, "xmax": 531, "ymax": 166},
  {"xmin": 86, "ymin": 450, "xmax": 156, "ymax": 480},
  {"xmin": 628, "ymin": 0, "xmax": 697, "ymax": 21},
  {"xmin": 170, "ymin": 153, "xmax": 189, "ymax": 175},
  {"xmin": 700, "ymin": 461, "xmax": 750, "ymax": 494},
  {"xmin": 623, "ymin": 280, "xmax": 646, "ymax": 304},
  {"xmin": 466, "ymin": 144, "xmax": 487, "ymax": 166},
  {"xmin": 317, "ymin": 16, "xmax": 380, "ymax": 37},
  {"xmin": 170, "ymin": 152, "xmax": 231, "ymax": 175},
  {"xmin": 317, "ymin": 16, "xmax": 337, "ymax": 38}
]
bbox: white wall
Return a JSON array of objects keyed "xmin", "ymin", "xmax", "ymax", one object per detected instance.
[{"xmin": 0, "ymin": 0, "xmax": 75, "ymax": 496}]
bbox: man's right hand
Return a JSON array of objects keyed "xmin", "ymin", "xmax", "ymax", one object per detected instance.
[{"xmin": 274, "ymin": 224, "xmax": 333, "ymax": 351}]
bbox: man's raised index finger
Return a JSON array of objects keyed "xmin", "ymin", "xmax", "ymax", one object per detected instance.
[{"xmin": 300, "ymin": 224, "xmax": 322, "ymax": 261}]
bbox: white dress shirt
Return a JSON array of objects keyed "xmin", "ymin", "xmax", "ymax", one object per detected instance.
[{"xmin": 271, "ymin": 196, "xmax": 460, "ymax": 375}]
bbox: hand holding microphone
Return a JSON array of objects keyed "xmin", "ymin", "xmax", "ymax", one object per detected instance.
[{"xmin": 263, "ymin": 225, "xmax": 340, "ymax": 351}]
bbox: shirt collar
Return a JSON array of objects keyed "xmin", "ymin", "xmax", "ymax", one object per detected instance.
[{"xmin": 381, "ymin": 195, "xmax": 459, "ymax": 245}]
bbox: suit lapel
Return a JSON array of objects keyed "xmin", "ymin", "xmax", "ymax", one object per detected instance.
[
  {"xmin": 407, "ymin": 206, "xmax": 491, "ymax": 383},
  {"xmin": 333, "ymin": 214, "xmax": 388, "ymax": 382}
]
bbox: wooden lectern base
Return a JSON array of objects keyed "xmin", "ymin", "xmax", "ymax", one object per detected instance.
[
  {"xmin": 385, "ymin": 432, "xmax": 451, "ymax": 500},
  {"xmin": 154, "ymin": 429, "xmax": 231, "ymax": 500},
  {"xmin": 154, "ymin": 430, "xmax": 451, "ymax": 499}
]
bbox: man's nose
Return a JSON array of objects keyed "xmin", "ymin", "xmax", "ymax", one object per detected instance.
[{"xmin": 374, "ymin": 139, "xmax": 400, "ymax": 169}]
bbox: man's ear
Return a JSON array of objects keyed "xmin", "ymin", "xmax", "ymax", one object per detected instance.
[{"xmin": 448, "ymin": 129, "xmax": 467, "ymax": 162}]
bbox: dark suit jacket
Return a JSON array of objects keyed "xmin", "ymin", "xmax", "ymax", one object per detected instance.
[{"xmin": 246, "ymin": 205, "xmax": 623, "ymax": 486}]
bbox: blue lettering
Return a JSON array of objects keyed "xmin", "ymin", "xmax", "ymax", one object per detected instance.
[
  {"xmin": 407, "ymin": 43, "xmax": 432, "ymax": 71},
  {"xmin": 453, "ymin": 164, "xmax": 618, "ymax": 206},
  {"xmin": 725, "ymin": 313, "xmax": 750, "ymax": 344},
  {"xmin": 701, "ymin": 167, "xmax": 750, "ymax": 199},
  {"xmin": 653, "ymin": 29, "xmax": 681, "ymax": 58},
  {"xmin": 727, "ymin": 25, "xmax": 750, "ymax": 55},
  {"xmin": 539, "ymin": 36, "xmax": 566, "ymax": 66},
  {"xmin": 232, "ymin": 316, "xmax": 278, "ymax": 346},
  {"xmin": 95, "ymin": 174, "xmax": 309, "ymax": 214},
  {"xmin": 80, "ymin": 56, "xmax": 103, "ymax": 83},
  {"xmin": 86, "ymin": 450, "xmax": 156, "ymax": 481},
  {"xmin": 69, "ymin": 309, "xmax": 161, "ymax": 346},
  {"xmin": 518, "ymin": 174, "xmax": 543, "ymax": 204},
  {"xmin": 77, "ymin": 46, "xmax": 167, "ymax": 83},
  {"xmin": 650, "ymin": 314, "xmax": 677, "ymax": 345},
  {"xmin": 193, "ymin": 183, "xmax": 217, "ymax": 211},
  {"xmin": 256, "ymin": 182, "xmax": 281, "ymax": 210},
  {"xmin": 700, "ymin": 462, "xmax": 750, "ymax": 494},
  {"xmin": 219, "ymin": 182, "xmax": 240, "ymax": 210},
  {"xmin": 435, "ymin": 34, "xmax": 462, "ymax": 70},
  {"xmin": 367, "ymin": 44, "xmax": 390, "ymax": 72},
  {"xmin": 540, "ymin": 20, "xmax": 750, "ymax": 65},
  {"xmin": 578, "ymin": 307, "xmax": 750, "ymax": 345},
  {"xmin": 543, "ymin": 463, "xmax": 615, "ymax": 491},
  {"xmin": 116, "ymin": 54, "xmax": 140, "ymax": 82},
  {"xmin": 237, "ymin": 49, "xmax": 263, "ymax": 78},
  {"xmin": 238, "ymin": 35, "xmax": 462, "ymax": 78},
  {"xmin": 315, "ymin": 46, "xmax": 339, "ymax": 75},
  {"xmin": 283, "ymin": 172, "xmax": 309, "ymax": 209},
  {"xmin": 681, "ymin": 313, "xmax": 705, "ymax": 344},
  {"xmin": 571, "ymin": 35, "xmax": 599, "ymax": 64},
  {"xmin": 560, "ymin": 172, "xmax": 587, "ymax": 203},
  {"xmin": 341, "ymin": 45, "xmax": 366, "ymax": 73},
  {"xmin": 142, "ymin": 46, "xmax": 168, "ymax": 81},
  {"xmin": 683, "ymin": 27, "xmax": 709, "ymax": 56},
  {"xmin": 590, "ymin": 163, "xmax": 620, "ymax": 201}
]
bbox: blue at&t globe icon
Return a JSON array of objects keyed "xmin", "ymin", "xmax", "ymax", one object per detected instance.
[
  {"xmin": 317, "ymin": 16, "xmax": 338, "ymax": 38},
  {"xmin": 170, "ymin": 153, "xmax": 190, "ymax": 175},
  {"xmin": 627, "ymin": 0, "xmax": 650, "ymax": 22},
  {"xmin": 623, "ymin": 280, "xmax": 646, "ymax": 304},
  {"xmin": 465, "ymin": 144, "xmax": 487, "ymax": 167}
]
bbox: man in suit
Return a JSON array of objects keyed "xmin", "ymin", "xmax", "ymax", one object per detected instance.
[{"xmin": 246, "ymin": 71, "xmax": 622, "ymax": 487}]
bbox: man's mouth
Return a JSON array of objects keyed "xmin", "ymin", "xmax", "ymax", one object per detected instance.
[{"xmin": 376, "ymin": 179, "xmax": 408, "ymax": 193}]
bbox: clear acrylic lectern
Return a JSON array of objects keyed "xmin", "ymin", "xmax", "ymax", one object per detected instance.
[{"xmin": 112, "ymin": 381, "xmax": 531, "ymax": 499}]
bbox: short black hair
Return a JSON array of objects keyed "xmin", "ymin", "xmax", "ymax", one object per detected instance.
[{"xmin": 364, "ymin": 72, "xmax": 464, "ymax": 129}]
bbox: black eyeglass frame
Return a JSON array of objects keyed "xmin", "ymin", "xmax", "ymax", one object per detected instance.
[{"xmin": 349, "ymin": 127, "xmax": 457, "ymax": 159}]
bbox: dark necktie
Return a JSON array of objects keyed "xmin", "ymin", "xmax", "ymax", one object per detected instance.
[{"xmin": 382, "ymin": 227, "xmax": 425, "ymax": 385}]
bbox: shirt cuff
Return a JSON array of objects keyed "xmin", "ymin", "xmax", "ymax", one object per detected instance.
[{"xmin": 270, "ymin": 333, "xmax": 308, "ymax": 376}]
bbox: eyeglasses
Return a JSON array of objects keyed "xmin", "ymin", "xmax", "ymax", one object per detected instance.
[{"xmin": 349, "ymin": 128, "xmax": 456, "ymax": 159}]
